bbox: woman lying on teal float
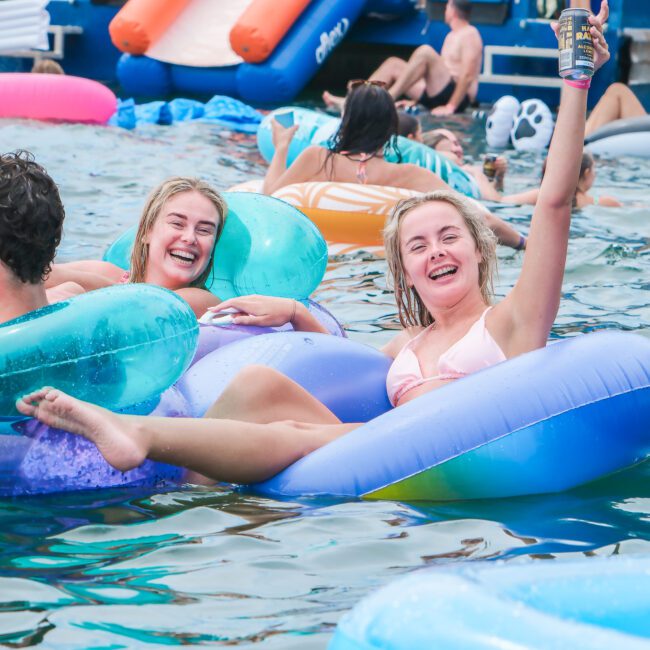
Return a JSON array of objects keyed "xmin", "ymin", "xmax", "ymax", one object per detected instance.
[
  {"xmin": 45, "ymin": 176, "xmax": 330, "ymax": 328},
  {"xmin": 17, "ymin": 8, "xmax": 614, "ymax": 490}
]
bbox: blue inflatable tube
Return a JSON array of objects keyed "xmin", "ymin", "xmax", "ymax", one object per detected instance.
[
  {"xmin": 172, "ymin": 330, "xmax": 650, "ymax": 500},
  {"xmin": 194, "ymin": 299, "xmax": 345, "ymax": 364},
  {"xmin": 117, "ymin": 54, "xmax": 172, "ymax": 98},
  {"xmin": 257, "ymin": 108, "xmax": 481, "ymax": 198},
  {"xmin": 330, "ymin": 556, "xmax": 650, "ymax": 649},
  {"xmin": 236, "ymin": 0, "xmax": 367, "ymax": 104},
  {"xmin": 0, "ymin": 285, "xmax": 198, "ymax": 496},
  {"xmin": 103, "ymin": 191, "xmax": 328, "ymax": 301},
  {"xmin": 177, "ymin": 330, "xmax": 391, "ymax": 424}
]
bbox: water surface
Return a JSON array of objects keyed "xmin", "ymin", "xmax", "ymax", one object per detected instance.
[{"xmin": 1, "ymin": 115, "xmax": 649, "ymax": 647}]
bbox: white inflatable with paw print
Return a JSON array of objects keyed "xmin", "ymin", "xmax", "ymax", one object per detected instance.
[{"xmin": 511, "ymin": 99, "xmax": 555, "ymax": 151}]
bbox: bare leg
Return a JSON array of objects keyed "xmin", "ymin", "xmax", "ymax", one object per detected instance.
[
  {"xmin": 387, "ymin": 46, "xmax": 451, "ymax": 102},
  {"xmin": 322, "ymin": 91, "xmax": 346, "ymax": 111},
  {"xmin": 16, "ymin": 387, "xmax": 358, "ymax": 484},
  {"xmin": 205, "ymin": 365, "xmax": 341, "ymax": 425},
  {"xmin": 190, "ymin": 365, "xmax": 342, "ymax": 485},
  {"xmin": 585, "ymin": 83, "xmax": 647, "ymax": 136},
  {"xmin": 323, "ymin": 55, "xmax": 424, "ymax": 110}
]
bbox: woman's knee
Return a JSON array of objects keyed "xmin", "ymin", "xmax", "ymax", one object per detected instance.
[{"xmin": 227, "ymin": 365, "xmax": 292, "ymax": 401}]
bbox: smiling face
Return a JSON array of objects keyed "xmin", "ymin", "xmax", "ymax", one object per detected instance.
[
  {"xmin": 399, "ymin": 201, "xmax": 483, "ymax": 311},
  {"xmin": 144, "ymin": 190, "xmax": 220, "ymax": 290}
]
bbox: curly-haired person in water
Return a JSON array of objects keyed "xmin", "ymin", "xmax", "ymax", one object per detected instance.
[{"xmin": 0, "ymin": 150, "xmax": 82, "ymax": 324}]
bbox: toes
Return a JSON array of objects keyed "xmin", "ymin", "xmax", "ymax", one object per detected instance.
[
  {"xmin": 15, "ymin": 398, "xmax": 36, "ymax": 416},
  {"xmin": 44, "ymin": 389, "xmax": 62, "ymax": 403}
]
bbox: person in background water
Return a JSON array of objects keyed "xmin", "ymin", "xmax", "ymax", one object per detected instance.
[
  {"xmin": 264, "ymin": 81, "xmax": 524, "ymax": 249},
  {"xmin": 323, "ymin": 0, "xmax": 482, "ymax": 116},
  {"xmin": 423, "ymin": 128, "xmax": 507, "ymax": 202},
  {"xmin": 397, "ymin": 111, "xmax": 423, "ymax": 142},
  {"xmin": 31, "ymin": 59, "xmax": 64, "ymax": 74},
  {"xmin": 501, "ymin": 151, "xmax": 621, "ymax": 207},
  {"xmin": 585, "ymin": 83, "xmax": 647, "ymax": 137}
]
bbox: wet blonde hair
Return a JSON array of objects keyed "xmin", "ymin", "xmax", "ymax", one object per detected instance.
[
  {"xmin": 129, "ymin": 177, "xmax": 227, "ymax": 288},
  {"xmin": 31, "ymin": 59, "xmax": 64, "ymax": 75},
  {"xmin": 383, "ymin": 190, "xmax": 497, "ymax": 328}
]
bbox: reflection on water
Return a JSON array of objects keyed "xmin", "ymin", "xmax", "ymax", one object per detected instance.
[{"xmin": 1, "ymin": 114, "xmax": 649, "ymax": 647}]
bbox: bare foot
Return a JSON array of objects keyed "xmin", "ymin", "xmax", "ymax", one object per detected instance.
[
  {"xmin": 16, "ymin": 388, "xmax": 148, "ymax": 472},
  {"xmin": 322, "ymin": 91, "xmax": 345, "ymax": 112}
]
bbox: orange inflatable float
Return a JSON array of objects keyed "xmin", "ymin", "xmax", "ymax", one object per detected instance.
[
  {"xmin": 231, "ymin": 180, "xmax": 419, "ymax": 246},
  {"xmin": 109, "ymin": 0, "xmax": 192, "ymax": 55},
  {"xmin": 229, "ymin": 0, "xmax": 311, "ymax": 63}
]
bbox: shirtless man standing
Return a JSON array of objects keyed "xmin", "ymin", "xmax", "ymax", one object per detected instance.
[{"xmin": 323, "ymin": 0, "xmax": 483, "ymax": 116}]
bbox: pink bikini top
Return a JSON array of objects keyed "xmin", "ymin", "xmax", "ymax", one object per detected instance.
[{"xmin": 386, "ymin": 308, "xmax": 506, "ymax": 407}]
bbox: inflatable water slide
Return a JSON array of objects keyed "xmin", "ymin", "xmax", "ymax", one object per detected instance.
[{"xmin": 112, "ymin": 0, "xmax": 398, "ymax": 103}]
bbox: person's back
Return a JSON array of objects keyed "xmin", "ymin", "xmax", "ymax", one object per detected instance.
[{"xmin": 264, "ymin": 81, "xmax": 450, "ymax": 195}]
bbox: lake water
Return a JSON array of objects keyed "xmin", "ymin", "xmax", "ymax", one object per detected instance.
[{"xmin": 1, "ymin": 115, "xmax": 649, "ymax": 648}]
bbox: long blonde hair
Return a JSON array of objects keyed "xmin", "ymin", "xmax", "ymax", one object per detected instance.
[
  {"xmin": 129, "ymin": 177, "xmax": 227, "ymax": 288},
  {"xmin": 383, "ymin": 190, "xmax": 497, "ymax": 328}
]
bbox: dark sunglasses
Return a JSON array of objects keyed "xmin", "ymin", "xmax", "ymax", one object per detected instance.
[{"xmin": 347, "ymin": 79, "xmax": 388, "ymax": 91}]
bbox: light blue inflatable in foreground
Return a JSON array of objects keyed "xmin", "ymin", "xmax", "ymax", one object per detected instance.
[
  {"xmin": 329, "ymin": 555, "xmax": 650, "ymax": 649},
  {"xmin": 104, "ymin": 191, "xmax": 328, "ymax": 301},
  {"xmin": 256, "ymin": 107, "xmax": 481, "ymax": 199}
]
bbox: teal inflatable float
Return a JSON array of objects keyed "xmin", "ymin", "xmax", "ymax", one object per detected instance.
[
  {"xmin": 256, "ymin": 108, "xmax": 481, "ymax": 199},
  {"xmin": 0, "ymin": 284, "xmax": 197, "ymax": 420},
  {"xmin": 0, "ymin": 284, "xmax": 197, "ymax": 495},
  {"xmin": 104, "ymin": 191, "xmax": 328, "ymax": 301}
]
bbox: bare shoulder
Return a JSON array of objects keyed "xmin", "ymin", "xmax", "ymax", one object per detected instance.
[
  {"xmin": 396, "ymin": 163, "xmax": 444, "ymax": 192},
  {"xmin": 302, "ymin": 145, "xmax": 328, "ymax": 162},
  {"xmin": 175, "ymin": 287, "xmax": 219, "ymax": 317},
  {"xmin": 381, "ymin": 326, "xmax": 424, "ymax": 358},
  {"xmin": 461, "ymin": 24, "xmax": 483, "ymax": 47}
]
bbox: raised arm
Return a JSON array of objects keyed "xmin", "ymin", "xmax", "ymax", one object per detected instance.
[
  {"xmin": 494, "ymin": 2, "xmax": 610, "ymax": 354},
  {"xmin": 262, "ymin": 120, "xmax": 325, "ymax": 194}
]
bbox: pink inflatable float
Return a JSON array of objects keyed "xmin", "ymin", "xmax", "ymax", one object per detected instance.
[{"xmin": 0, "ymin": 73, "xmax": 116, "ymax": 124}]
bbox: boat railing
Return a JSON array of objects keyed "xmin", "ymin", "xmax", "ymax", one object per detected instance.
[
  {"xmin": 1, "ymin": 24, "xmax": 83, "ymax": 61},
  {"xmin": 479, "ymin": 44, "xmax": 562, "ymax": 88}
]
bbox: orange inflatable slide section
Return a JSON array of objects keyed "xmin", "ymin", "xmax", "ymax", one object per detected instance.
[
  {"xmin": 230, "ymin": 0, "xmax": 311, "ymax": 63},
  {"xmin": 109, "ymin": 0, "xmax": 193, "ymax": 55}
]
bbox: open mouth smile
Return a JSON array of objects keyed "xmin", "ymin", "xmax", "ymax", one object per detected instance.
[
  {"xmin": 429, "ymin": 265, "xmax": 458, "ymax": 281},
  {"xmin": 169, "ymin": 248, "xmax": 197, "ymax": 266}
]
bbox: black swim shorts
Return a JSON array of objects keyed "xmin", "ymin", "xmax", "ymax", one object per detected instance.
[{"xmin": 419, "ymin": 79, "xmax": 473, "ymax": 113}]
